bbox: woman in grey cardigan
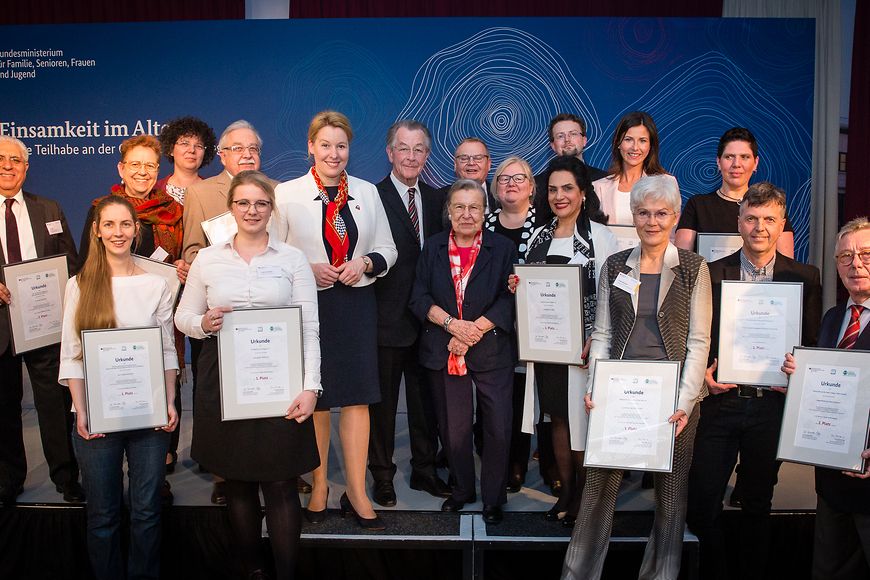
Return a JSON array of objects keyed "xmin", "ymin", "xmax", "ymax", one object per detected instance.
[{"xmin": 562, "ymin": 175, "xmax": 712, "ymax": 580}]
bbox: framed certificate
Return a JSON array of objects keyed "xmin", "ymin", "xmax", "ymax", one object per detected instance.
[
  {"xmin": 584, "ymin": 359, "xmax": 681, "ymax": 472},
  {"xmin": 1, "ymin": 254, "xmax": 68, "ymax": 354},
  {"xmin": 218, "ymin": 306, "xmax": 305, "ymax": 421},
  {"xmin": 514, "ymin": 264, "xmax": 584, "ymax": 364},
  {"xmin": 777, "ymin": 347, "xmax": 870, "ymax": 473},
  {"xmin": 717, "ymin": 280, "xmax": 803, "ymax": 387},
  {"xmin": 133, "ymin": 255, "xmax": 182, "ymax": 306},
  {"xmin": 201, "ymin": 211, "xmax": 237, "ymax": 247},
  {"xmin": 696, "ymin": 233, "xmax": 743, "ymax": 263},
  {"xmin": 607, "ymin": 225, "xmax": 641, "ymax": 253},
  {"xmin": 81, "ymin": 326, "xmax": 169, "ymax": 434}
]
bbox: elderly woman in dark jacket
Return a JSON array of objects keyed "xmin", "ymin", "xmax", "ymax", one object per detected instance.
[{"xmin": 410, "ymin": 179, "xmax": 517, "ymax": 524}]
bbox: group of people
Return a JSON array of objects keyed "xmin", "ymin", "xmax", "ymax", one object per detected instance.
[{"xmin": 0, "ymin": 106, "xmax": 867, "ymax": 580}]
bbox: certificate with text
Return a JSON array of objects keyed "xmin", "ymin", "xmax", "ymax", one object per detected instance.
[
  {"xmin": 607, "ymin": 225, "xmax": 641, "ymax": 253},
  {"xmin": 777, "ymin": 347, "xmax": 870, "ymax": 473},
  {"xmin": 218, "ymin": 306, "xmax": 304, "ymax": 421},
  {"xmin": 584, "ymin": 359, "xmax": 680, "ymax": 472},
  {"xmin": 2, "ymin": 254, "xmax": 68, "ymax": 354},
  {"xmin": 82, "ymin": 326, "xmax": 169, "ymax": 434},
  {"xmin": 717, "ymin": 280, "xmax": 803, "ymax": 387},
  {"xmin": 696, "ymin": 233, "xmax": 743, "ymax": 263},
  {"xmin": 514, "ymin": 264, "xmax": 584, "ymax": 365}
]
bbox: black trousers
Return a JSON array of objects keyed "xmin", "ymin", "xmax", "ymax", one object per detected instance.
[
  {"xmin": 686, "ymin": 390, "xmax": 785, "ymax": 580},
  {"xmin": 813, "ymin": 495, "xmax": 870, "ymax": 580},
  {"xmin": 0, "ymin": 343, "xmax": 77, "ymax": 490},
  {"xmin": 369, "ymin": 344, "xmax": 439, "ymax": 482},
  {"xmin": 429, "ymin": 365, "xmax": 513, "ymax": 506}
]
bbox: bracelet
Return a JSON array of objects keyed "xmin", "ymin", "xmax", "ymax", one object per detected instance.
[{"xmin": 442, "ymin": 315, "xmax": 454, "ymax": 331}]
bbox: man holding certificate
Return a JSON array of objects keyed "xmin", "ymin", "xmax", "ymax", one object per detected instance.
[
  {"xmin": 783, "ymin": 217, "xmax": 870, "ymax": 579},
  {"xmin": 686, "ymin": 183, "xmax": 821, "ymax": 580},
  {"xmin": 0, "ymin": 135, "xmax": 83, "ymax": 506}
]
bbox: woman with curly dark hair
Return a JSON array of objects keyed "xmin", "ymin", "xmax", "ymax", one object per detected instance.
[{"xmin": 157, "ymin": 116, "xmax": 217, "ymax": 206}]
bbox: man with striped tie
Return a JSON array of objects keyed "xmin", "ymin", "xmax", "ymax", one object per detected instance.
[
  {"xmin": 369, "ymin": 120, "xmax": 450, "ymax": 507},
  {"xmin": 784, "ymin": 216, "xmax": 870, "ymax": 579}
]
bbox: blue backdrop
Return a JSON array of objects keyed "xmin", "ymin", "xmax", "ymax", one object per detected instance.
[{"xmin": 0, "ymin": 17, "xmax": 815, "ymax": 260}]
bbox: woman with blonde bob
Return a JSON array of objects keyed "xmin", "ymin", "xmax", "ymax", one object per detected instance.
[{"xmin": 59, "ymin": 196, "xmax": 178, "ymax": 580}]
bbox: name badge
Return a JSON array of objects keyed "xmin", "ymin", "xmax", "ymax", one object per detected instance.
[
  {"xmin": 257, "ymin": 265, "xmax": 283, "ymax": 279},
  {"xmin": 568, "ymin": 252, "xmax": 589, "ymax": 266},
  {"xmin": 614, "ymin": 272, "xmax": 640, "ymax": 295},
  {"xmin": 149, "ymin": 246, "xmax": 169, "ymax": 262},
  {"xmin": 45, "ymin": 220, "xmax": 63, "ymax": 235}
]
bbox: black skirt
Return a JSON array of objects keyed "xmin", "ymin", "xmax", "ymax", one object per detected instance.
[
  {"xmin": 190, "ymin": 339, "xmax": 319, "ymax": 481},
  {"xmin": 536, "ymin": 362, "xmax": 569, "ymax": 420},
  {"xmin": 316, "ymin": 282, "xmax": 381, "ymax": 410}
]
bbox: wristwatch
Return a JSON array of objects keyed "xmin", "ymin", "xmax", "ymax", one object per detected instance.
[
  {"xmin": 443, "ymin": 315, "xmax": 454, "ymax": 331},
  {"xmin": 361, "ymin": 255, "xmax": 372, "ymax": 272},
  {"xmin": 308, "ymin": 388, "xmax": 323, "ymax": 399}
]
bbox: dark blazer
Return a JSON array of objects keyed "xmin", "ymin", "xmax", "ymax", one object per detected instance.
[
  {"xmin": 815, "ymin": 302, "xmax": 870, "ymax": 514},
  {"xmin": 533, "ymin": 161, "xmax": 607, "ymax": 225},
  {"xmin": 374, "ymin": 176, "xmax": 446, "ymax": 348},
  {"xmin": 410, "ymin": 229, "xmax": 517, "ymax": 372},
  {"xmin": 0, "ymin": 191, "xmax": 78, "ymax": 353},
  {"xmin": 708, "ymin": 250, "xmax": 822, "ymax": 372}
]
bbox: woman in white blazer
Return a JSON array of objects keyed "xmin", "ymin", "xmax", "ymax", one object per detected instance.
[{"xmin": 274, "ymin": 111, "xmax": 397, "ymax": 531}]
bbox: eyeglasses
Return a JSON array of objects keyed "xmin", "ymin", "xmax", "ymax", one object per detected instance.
[
  {"xmin": 123, "ymin": 161, "xmax": 159, "ymax": 173},
  {"xmin": 633, "ymin": 209, "xmax": 676, "ymax": 223},
  {"xmin": 553, "ymin": 130, "xmax": 585, "ymax": 142},
  {"xmin": 221, "ymin": 145, "xmax": 261, "ymax": 155},
  {"xmin": 176, "ymin": 140, "xmax": 206, "ymax": 152},
  {"xmin": 455, "ymin": 154, "xmax": 489, "ymax": 164},
  {"xmin": 835, "ymin": 250, "xmax": 870, "ymax": 267},
  {"xmin": 496, "ymin": 173, "xmax": 529, "ymax": 185},
  {"xmin": 232, "ymin": 199, "xmax": 272, "ymax": 212},
  {"xmin": 393, "ymin": 145, "xmax": 428, "ymax": 157},
  {"xmin": 0, "ymin": 154, "xmax": 25, "ymax": 166},
  {"xmin": 450, "ymin": 203, "xmax": 484, "ymax": 216}
]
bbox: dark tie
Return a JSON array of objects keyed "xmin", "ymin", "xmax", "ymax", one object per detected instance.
[
  {"xmin": 407, "ymin": 187, "xmax": 420, "ymax": 245},
  {"xmin": 4, "ymin": 198, "xmax": 22, "ymax": 264},
  {"xmin": 837, "ymin": 304, "xmax": 865, "ymax": 350}
]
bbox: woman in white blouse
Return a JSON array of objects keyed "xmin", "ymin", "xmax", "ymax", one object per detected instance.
[
  {"xmin": 593, "ymin": 111, "xmax": 677, "ymax": 226},
  {"xmin": 175, "ymin": 170, "xmax": 321, "ymax": 579},
  {"xmin": 59, "ymin": 196, "xmax": 178, "ymax": 580}
]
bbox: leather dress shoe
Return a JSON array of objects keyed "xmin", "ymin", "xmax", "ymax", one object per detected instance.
[
  {"xmin": 506, "ymin": 474, "xmax": 523, "ymax": 494},
  {"xmin": 211, "ymin": 482, "xmax": 227, "ymax": 505},
  {"xmin": 297, "ymin": 477, "xmax": 312, "ymax": 494},
  {"xmin": 0, "ymin": 484, "xmax": 23, "ymax": 507},
  {"xmin": 339, "ymin": 492, "xmax": 385, "ymax": 531},
  {"xmin": 549, "ymin": 479, "xmax": 563, "ymax": 497},
  {"xmin": 482, "ymin": 504, "xmax": 503, "ymax": 524},
  {"xmin": 161, "ymin": 480, "xmax": 174, "ymax": 506},
  {"xmin": 304, "ymin": 488, "xmax": 329, "ymax": 524},
  {"xmin": 410, "ymin": 474, "xmax": 451, "ymax": 498},
  {"xmin": 56, "ymin": 481, "xmax": 86, "ymax": 503},
  {"xmin": 441, "ymin": 495, "xmax": 474, "ymax": 512},
  {"xmin": 372, "ymin": 480, "xmax": 397, "ymax": 507}
]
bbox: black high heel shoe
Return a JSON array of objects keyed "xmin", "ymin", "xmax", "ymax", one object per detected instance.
[
  {"xmin": 339, "ymin": 492, "xmax": 385, "ymax": 531},
  {"xmin": 304, "ymin": 488, "xmax": 329, "ymax": 524}
]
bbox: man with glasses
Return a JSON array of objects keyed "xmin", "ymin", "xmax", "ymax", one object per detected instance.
[
  {"xmin": 368, "ymin": 120, "xmax": 450, "ymax": 507},
  {"xmin": 0, "ymin": 136, "xmax": 83, "ymax": 506},
  {"xmin": 440, "ymin": 138, "xmax": 495, "ymax": 213},
  {"xmin": 685, "ymin": 182, "xmax": 822, "ymax": 580},
  {"xmin": 534, "ymin": 114, "xmax": 607, "ymax": 224}
]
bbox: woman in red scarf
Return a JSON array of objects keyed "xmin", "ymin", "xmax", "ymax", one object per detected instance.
[{"xmin": 409, "ymin": 179, "xmax": 518, "ymax": 524}]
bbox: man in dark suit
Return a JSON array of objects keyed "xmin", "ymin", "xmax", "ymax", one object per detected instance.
[
  {"xmin": 534, "ymin": 113, "xmax": 608, "ymax": 225},
  {"xmin": 783, "ymin": 216, "xmax": 870, "ymax": 579},
  {"xmin": 438, "ymin": 138, "xmax": 496, "ymax": 214},
  {"xmin": 0, "ymin": 136, "xmax": 83, "ymax": 505},
  {"xmin": 369, "ymin": 120, "xmax": 450, "ymax": 506},
  {"xmin": 686, "ymin": 182, "xmax": 822, "ymax": 579}
]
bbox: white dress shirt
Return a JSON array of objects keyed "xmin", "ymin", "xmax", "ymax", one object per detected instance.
[
  {"xmin": 174, "ymin": 234, "xmax": 322, "ymax": 392},
  {"xmin": 390, "ymin": 173, "xmax": 424, "ymax": 249},
  {"xmin": 838, "ymin": 297, "xmax": 870, "ymax": 344},
  {"xmin": 58, "ymin": 273, "xmax": 179, "ymax": 384},
  {"xmin": 0, "ymin": 190, "xmax": 37, "ymax": 262}
]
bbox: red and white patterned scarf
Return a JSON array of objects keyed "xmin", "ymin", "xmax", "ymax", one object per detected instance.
[{"xmin": 447, "ymin": 229, "xmax": 482, "ymax": 375}]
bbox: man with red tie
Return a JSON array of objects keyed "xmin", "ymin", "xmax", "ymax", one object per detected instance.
[
  {"xmin": 0, "ymin": 136, "xmax": 82, "ymax": 506},
  {"xmin": 784, "ymin": 216, "xmax": 870, "ymax": 579}
]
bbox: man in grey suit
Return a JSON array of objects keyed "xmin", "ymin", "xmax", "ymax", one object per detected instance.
[
  {"xmin": 369, "ymin": 120, "xmax": 450, "ymax": 506},
  {"xmin": 0, "ymin": 135, "xmax": 82, "ymax": 505}
]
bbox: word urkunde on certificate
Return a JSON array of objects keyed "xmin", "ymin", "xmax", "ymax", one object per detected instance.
[
  {"xmin": 98, "ymin": 342, "xmax": 154, "ymax": 419},
  {"xmin": 233, "ymin": 322, "xmax": 291, "ymax": 404},
  {"xmin": 794, "ymin": 364, "xmax": 860, "ymax": 453}
]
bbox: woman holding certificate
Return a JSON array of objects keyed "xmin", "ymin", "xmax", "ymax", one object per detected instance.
[
  {"xmin": 274, "ymin": 111, "xmax": 397, "ymax": 531},
  {"xmin": 58, "ymin": 196, "xmax": 178, "ymax": 580},
  {"xmin": 410, "ymin": 179, "xmax": 517, "ymax": 524},
  {"xmin": 523, "ymin": 155, "xmax": 617, "ymax": 526},
  {"xmin": 562, "ymin": 175, "xmax": 712, "ymax": 580},
  {"xmin": 176, "ymin": 170, "xmax": 321, "ymax": 579},
  {"xmin": 592, "ymin": 111, "xmax": 677, "ymax": 226}
]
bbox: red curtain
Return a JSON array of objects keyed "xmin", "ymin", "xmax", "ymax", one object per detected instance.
[
  {"xmin": 2, "ymin": 1, "xmax": 244, "ymax": 24},
  {"xmin": 844, "ymin": 0, "xmax": 869, "ymax": 223}
]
